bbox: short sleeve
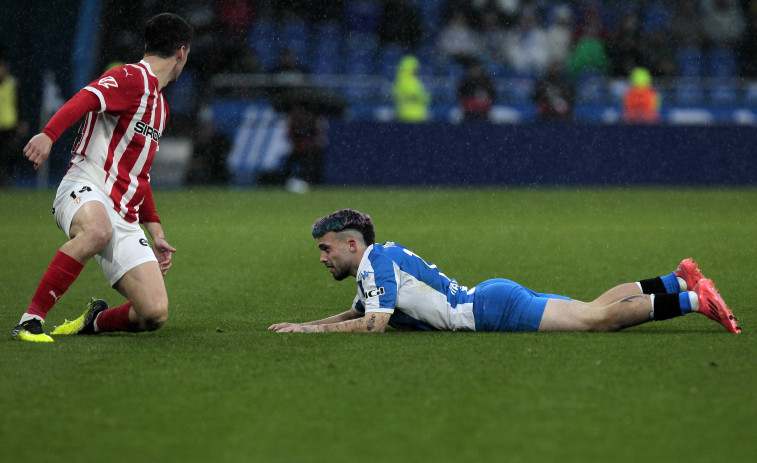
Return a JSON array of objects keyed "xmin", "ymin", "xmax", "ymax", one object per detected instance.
[{"xmin": 83, "ymin": 65, "xmax": 145, "ymax": 114}]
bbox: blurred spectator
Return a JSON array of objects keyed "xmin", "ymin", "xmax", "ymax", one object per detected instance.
[
  {"xmin": 283, "ymin": 103, "xmax": 328, "ymax": 186},
  {"xmin": 670, "ymin": 0, "xmax": 705, "ymax": 47},
  {"xmin": 443, "ymin": 0, "xmax": 480, "ymax": 24},
  {"xmin": 623, "ymin": 67, "xmax": 660, "ymax": 124},
  {"xmin": 218, "ymin": 0, "xmax": 255, "ymax": 39},
  {"xmin": 505, "ymin": 11, "xmax": 550, "ymax": 76},
  {"xmin": 437, "ymin": 10, "xmax": 483, "ymax": 66},
  {"xmin": 344, "ymin": 0, "xmax": 382, "ymax": 34},
  {"xmin": 573, "ymin": 1, "xmax": 610, "ymax": 42},
  {"xmin": 472, "ymin": 0, "xmax": 520, "ymax": 28},
  {"xmin": 378, "ymin": 0, "xmax": 423, "ymax": 52},
  {"xmin": 566, "ymin": 31, "xmax": 611, "ymax": 78},
  {"xmin": 545, "ymin": 4, "xmax": 574, "ymax": 67},
  {"xmin": 701, "ymin": 0, "xmax": 746, "ymax": 46},
  {"xmin": 457, "ymin": 59, "xmax": 497, "ymax": 121},
  {"xmin": 0, "ymin": 53, "xmax": 26, "ymax": 187},
  {"xmin": 532, "ymin": 61, "xmax": 575, "ymax": 121},
  {"xmin": 481, "ymin": 11, "xmax": 510, "ymax": 65},
  {"xmin": 185, "ymin": 107, "xmax": 231, "ymax": 186},
  {"xmin": 225, "ymin": 44, "xmax": 262, "ymax": 74},
  {"xmin": 392, "ymin": 55, "xmax": 430, "ymax": 122},
  {"xmin": 737, "ymin": 1, "xmax": 757, "ymax": 77},
  {"xmin": 272, "ymin": 48, "xmax": 309, "ymax": 77},
  {"xmin": 270, "ymin": 48, "xmax": 309, "ymax": 102},
  {"xmin": 607, "ymin": 9, "xmax": 644, "ymax": 78}
]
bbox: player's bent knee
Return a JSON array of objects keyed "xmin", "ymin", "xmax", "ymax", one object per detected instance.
[{"xmin": 136, "ymin": 299, "xmax": 169, "ymax": 331}]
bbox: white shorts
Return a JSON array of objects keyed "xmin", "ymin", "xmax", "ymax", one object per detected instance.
[{"xmin": 53, "ymin": 170, "xmax": 157, "ymax": 286}]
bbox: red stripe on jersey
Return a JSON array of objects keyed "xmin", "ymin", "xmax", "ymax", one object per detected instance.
[
  {"xmin": 73, "ymin": 113, "xmax": 97, "ymax": 157},
  {"xmin": 74, "ymin": 61, "xmax": 168, "ymax": 223},
  {"xmin": 113, "ymin": 83, "xmax": 163, "ymax": 222},
  {"xmin": 124, "ymin": 92, "xmax": 163, "ymax": 217},
  {"xmin": 107, "ymin": 65, "xmax": 154, "ymax": 220}
]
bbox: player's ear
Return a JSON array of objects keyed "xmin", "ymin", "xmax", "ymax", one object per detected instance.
[{"xmin": 346, "ymin": 237, "xmax": 358, "ymax": 252}]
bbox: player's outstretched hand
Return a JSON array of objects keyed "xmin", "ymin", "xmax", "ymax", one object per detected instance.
[
  {"xmin": 268, "ymin": 322, "xmax": 303, "ymax": 332},
  {"xmin": 152, "ymin": 237, "xmax": 177, "ymax": 275},
  {"xmin": 23, "ymin": 133, "xmax": 53, "ymax": 170}
]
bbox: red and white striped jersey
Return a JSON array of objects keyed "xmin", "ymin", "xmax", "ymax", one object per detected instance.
[{"xmin": 70, "ymin": 60, "xmax": 169, "ymax": 223}]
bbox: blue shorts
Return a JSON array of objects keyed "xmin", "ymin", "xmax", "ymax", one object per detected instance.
[{"xmin": 472, "ymin": 279, "xmax": 570, "ymax": 332}]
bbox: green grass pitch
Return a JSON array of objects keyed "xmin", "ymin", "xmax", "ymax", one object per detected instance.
[{"xmin": 1, "ymin": 186, "xmax": 755, "ymax": 462}]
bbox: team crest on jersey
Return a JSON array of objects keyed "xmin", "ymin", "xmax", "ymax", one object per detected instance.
[
  {"xmin": 98, "ymin": 76, "xmax": 118, "ymax": 89},
  {"xmin": 360, "ymin": 270, "xmax": 374, "ymax": 280}
]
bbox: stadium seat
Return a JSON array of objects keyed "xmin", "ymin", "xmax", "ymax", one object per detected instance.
[
  {"xmin": 508, "ymin": 78, "xmax": 535, "ymax": 105},
  {"xmin": 417, "ymin": 0, "xmax": 443, "ymax": 38},
  {"xmin": 676, "ymin": 46, "xmax": 702, "ymax": 78},
  {"xmin": 164, "ymin": 68, "xmax": 196, "ymax": 117},
  {"xmin": 641, "ymin": 1, "xmax": 670, "ymax": 34},
  {"xmin": 247, "ymin": 18, "xmax": 278, "ymax": 70},
  {"xmin": 379, "ymin": 44, "xmax": 406, "ymax": 80},
  {"xmin": 709, "ymin": 81, "xmax": 738, "ymax": 106},
  {"xmin": 345, "ymin": 32, "xmax": 378, "ymax": 75},
  {"xmin": 310, "ymin": 21, "xmax": 343, "ymax": 74},
  {"xmin": 279, "ymin": 18, "xmax": 310, "ymax": 65},
  {"xmin": 707, "ymin": 47, "xmax": 737, "ymax": 78},
  {"xmin": 746, "ymin": 83, "xmax": 757, "ymax": 105},
  {"xmin": 675, "ymin": 80, "xmax": 705, "ymax": 105},
  {"xmin": 576, "ymin": 72, "xmax": 605, "ymax": 103},
  {"xmin": 436, "ymin": 76, "xmax": 458, "ymax": 105}
]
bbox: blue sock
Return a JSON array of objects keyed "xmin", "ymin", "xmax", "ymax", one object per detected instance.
[
  {"xmin": 660, "ymin": 272, "xmax": 681, "ymax": 293},
  {"xmin": 678, "ymin": 292, "xmax": 693, "ymax": 314}
]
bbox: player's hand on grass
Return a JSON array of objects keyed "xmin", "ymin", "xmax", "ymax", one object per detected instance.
[
  {"xmin": 152, "ymin": 237, "xmax": 176, "ymax": 275},
  {"xmin": 23, "ymin": 133, "xmax": 53, "ymax": 170},
  {"xmin": 268, "ymin": 322, "xmax": 303, "ymax": 332}
]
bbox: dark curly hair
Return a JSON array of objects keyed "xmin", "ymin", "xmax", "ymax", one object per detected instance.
[
  {"xmin": 144, "ymin": 13, "xmax": 193, "ymax": 58},
  {"xmin": 311, "ymin": 209, "xmax": 375, "ymax": 245}
]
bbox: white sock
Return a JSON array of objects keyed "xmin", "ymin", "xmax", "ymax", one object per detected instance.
[
  {"xmin": 677, "ymin": 276, "xmax": 687, "ymax": 291},
  {"xmin": 19, "ymin": 313, "xmax": 44, "ymax": 324},
  {"xmin": 688, "ymin": 291, "xmax": 699, "ymax": 312}
]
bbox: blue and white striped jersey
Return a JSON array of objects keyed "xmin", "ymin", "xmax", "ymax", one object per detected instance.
[{"xmin": 351, "ymin": 242, "xmax": 477, "ymax": 331}]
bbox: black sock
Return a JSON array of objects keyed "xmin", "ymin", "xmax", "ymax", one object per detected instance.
[
  {"xmin": 651, "ymin": 293, "xmax": 684, "ymax": 321},
  {"xmin": 639, "ymin": 277, "xmax": 667, "ymax": 294}
]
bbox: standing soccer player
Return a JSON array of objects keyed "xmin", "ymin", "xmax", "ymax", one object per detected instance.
[{"xmin": 11, "ymin": 13, "xmax": 193, "ymax": 342}]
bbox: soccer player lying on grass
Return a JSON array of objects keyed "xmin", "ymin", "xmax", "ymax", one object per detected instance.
[
  {"xmin": 11, "ymin": 14, "xmax": 193, "ymax": 342},
  {"xmin": 269, "ymin": 209, "xmax": 741, "ymax": 334}
]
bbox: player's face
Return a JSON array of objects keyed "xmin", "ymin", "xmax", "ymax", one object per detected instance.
[{"xmin": 317, "ymin": 232, "xmax": 354, "ymax": 281}]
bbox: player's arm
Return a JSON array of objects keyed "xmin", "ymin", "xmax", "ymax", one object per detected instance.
[
  {"xmin": 23, "ymin": 90, "xmax": 100, "ymax": 169},
  {"xmin": 140, "ymin": 187, "xmax": 176, "ymax": 275},
  {"xmin": 273, "ymin": 311, "xmax": 391, "ymax": 333},
  {"xmin": 268, "ymin": 309, "xmax": 361, "ymax": 331}
]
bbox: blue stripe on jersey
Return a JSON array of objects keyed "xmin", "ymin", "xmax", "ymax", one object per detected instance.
[
  {"xmin": 366, "ymin": 250, "xmax": 399, "ymax": 309},
  {"xmin": 372, "ymin": 242, "xmax": 471, "ymax": 308}
]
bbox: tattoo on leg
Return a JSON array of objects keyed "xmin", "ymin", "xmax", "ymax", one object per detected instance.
[
  {"xmin": 620, "ymin": 295, "xmax": 644, "ymax": 303},
  {"xmin": 366, "ymin": 314, "xmax": 376, "ymax": 332}
]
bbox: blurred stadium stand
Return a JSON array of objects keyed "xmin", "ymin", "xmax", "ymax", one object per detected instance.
[{"xmin": 4, "ymin": 0, "xmax": 757, "ymax": 187}]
